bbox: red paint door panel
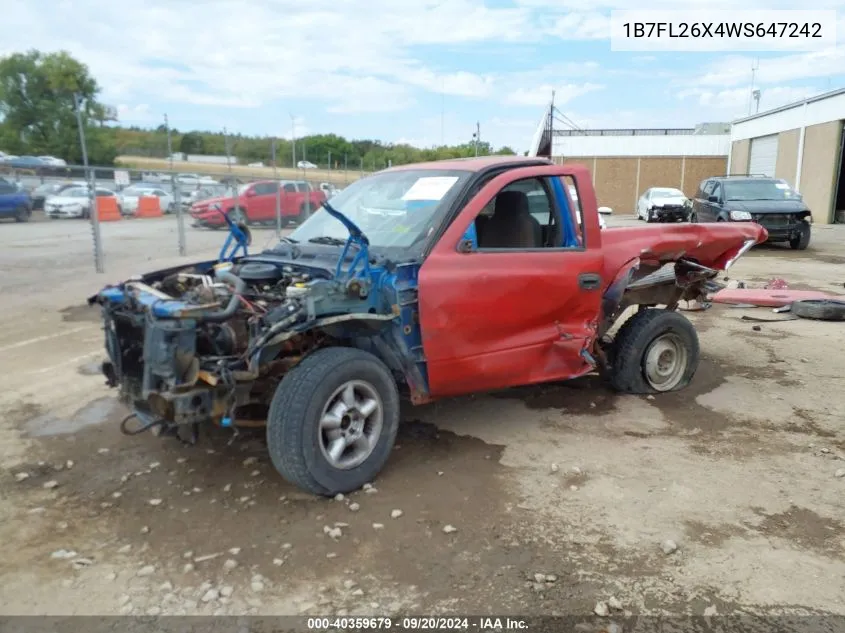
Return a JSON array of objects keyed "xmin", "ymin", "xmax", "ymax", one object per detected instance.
[{"xmin": 418, "ymin": 164, "xmax": 605, "ymax": 399}]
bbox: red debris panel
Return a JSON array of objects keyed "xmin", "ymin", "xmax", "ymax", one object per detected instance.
[{"xmin": 711, "ymin": 288, "xmax": 841, "ymax": 308}]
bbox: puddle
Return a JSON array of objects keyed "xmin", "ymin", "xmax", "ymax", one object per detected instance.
[
  {"xmin": 60, "ymin": 303, "xmax": 102, "ymax": 323},
  {"xmin": 489, "ymin": 373, "xmax": 617, "ymax": 415},
  {"xmin": 24, "ymin": 397, "xmax": 124, "ymax": 437},
  {"xmin": 78, "ymin": 361, "xmax": 104, "ymax": 376}
]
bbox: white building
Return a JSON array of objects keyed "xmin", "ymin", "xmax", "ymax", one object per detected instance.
[{"xmin": 729, "ymin": 87, "xmax": 845, "ymax": 224}]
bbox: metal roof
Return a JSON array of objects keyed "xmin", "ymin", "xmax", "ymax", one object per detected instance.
[{"xmin": 732, "ymin": 86, "xmax": 845, "ymax": 124}]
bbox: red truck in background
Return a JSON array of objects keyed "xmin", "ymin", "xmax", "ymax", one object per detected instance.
[{"xmin": 190, "ymin": 179, "xmax": 326, "ymax": 228}]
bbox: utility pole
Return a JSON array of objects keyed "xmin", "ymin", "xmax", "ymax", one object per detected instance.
[
  {"xmin": 290, "ymin": 115, "xmax": 296, "ymax": 168},
  {"xmin": 472, "ymin": 121, "xmax": 481, "ymax": 156},
  {"xmin": 223, "ymin": 127, "xmax": 237, "ymax": 203},
  {"xmin": 547, "ymin": 90, "xmax": 556, "ymax": 161},
  {"xmin": 165, "ymin": 113, "xmax": 186, "ymax": 256},
  {"xmin": 440, "ymin": 78, "xmax": 445, "ymax": 147},
  {"xmin": 748, "ymin": 58, "xmax": 759, "ymax": 116},
  {"xmin": 272, "ymin": 138, "xmax": 281, "ymax": 237},
  {"xmin": 74, "ymin": 92, "xmax": 103, "ymax": 273}
]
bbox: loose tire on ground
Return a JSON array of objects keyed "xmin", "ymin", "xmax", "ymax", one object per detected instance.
[
  {"xmin": 789, "ymin": 221, "xmax": 811, "ymax": 250},
  {"xmin": 266, "ymin": 347, "xmax": 400, "ymax": 496},
  {"xmin": 608, "ymin": 308, "xmax": 700, "ymax": 394},
  {"xmin": 791, "ymin": 299, "xmax": 845, "ymax": 321}
]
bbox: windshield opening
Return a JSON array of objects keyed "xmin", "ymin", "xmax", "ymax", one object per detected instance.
[
  {"xmin": 653, "ymin": 188, "xmax": 683, "ymax": 197},
  {"xmin": 287, "ymin": 169, "xmax": 471, "ymax": 250},
  {"xmin": 724, "ymin": 180, "xmax": 798, "ymax": 201}
]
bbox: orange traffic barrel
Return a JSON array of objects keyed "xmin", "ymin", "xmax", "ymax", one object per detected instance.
[
  {"xmin": 136, "ymin": 195, "xmax": 163, "ymax": 218},
  {"xmin": 96, "ymin": 196, "xmax": 121, "ymax": 222}
]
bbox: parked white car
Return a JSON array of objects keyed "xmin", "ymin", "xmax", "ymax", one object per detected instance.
[
  {"xmin": 140, "ymin": 171, "xmax": 169, "ymax": 183},
  {"xmin": 297, "ymin": 160, "xmax": 317, "ymax": 169},
  {"xmin": 177, "ymin": 173, "xmax": 219, "ymax": 186},
  {"xmin": 44, "ymin": 186, "xmax": 121, "ymax": 219},
  {"xmin": 119, "ymin": 185, "xmax": 174, "ymax": 215},
  {"xmin": 636, "ymin": 187, "xmax": 689, "ymax": 223},
  {"xmin": 38, "ymin": 156, "xmax": 67, "ymax": 167}
]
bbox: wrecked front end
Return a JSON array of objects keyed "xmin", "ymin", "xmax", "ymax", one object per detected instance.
[{"xmin": 87, "ymin": 253, "xmax": 423, "ymax": 440}]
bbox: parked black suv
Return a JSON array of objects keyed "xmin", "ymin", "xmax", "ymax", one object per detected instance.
[{"xmin": 690, "ymin": 175, "xmax": 812, "ymax": 250}]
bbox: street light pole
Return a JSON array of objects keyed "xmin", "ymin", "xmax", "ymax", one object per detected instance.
[{"xmin": 74, "ymin": 92, "xmax": 104, "ymax": 273}]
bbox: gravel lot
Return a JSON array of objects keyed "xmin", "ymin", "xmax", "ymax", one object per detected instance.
[{"xmin": 0, "ymin": 213, "xmax": 844, "ymax": 619}]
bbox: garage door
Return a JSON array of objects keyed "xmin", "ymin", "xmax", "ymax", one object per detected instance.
[{"xmin": 748, "ymin": 134, "xmax": 779, "ymax": 176}]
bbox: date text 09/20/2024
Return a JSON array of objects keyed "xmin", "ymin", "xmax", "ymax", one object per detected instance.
[{"xmin": 306, "ymin": 617, "xmax": 529, "ymax": 630}]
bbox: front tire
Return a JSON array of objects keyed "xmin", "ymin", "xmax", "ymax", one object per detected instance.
[
  {"xmin": 646, "ymin": 208, "xmax": 656, "ymax": 223},
  {"xmin": 789, "ymin": 221, "xmax": 811, "ymax": 250},
  {"xmin": 267, "ymin": 347, "xmax": 400, "ymax": 496},
  {"xmin": 608, "ymin": 309, "xmax": 700, "ymax": 394}
]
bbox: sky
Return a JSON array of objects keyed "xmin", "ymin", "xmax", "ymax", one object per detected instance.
[{"xmin": 4, "ymin": 0, "xmax": 845, "ymax": 153}]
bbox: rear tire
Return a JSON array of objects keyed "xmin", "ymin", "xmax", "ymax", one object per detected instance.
[
  {"xmin": 789, "ymin": 221, "xmax": 811, "ymax": 250},
  {"xmin": 14, "ymin": 205, "xmax": 30, "ymax": 223},
  {"xmin": 608, "ymin": 309, "xmax": 700, "ymax": 394},
  {"xmin": 266, "ymin": 347, "xmax": 400, "ymax": 496}
]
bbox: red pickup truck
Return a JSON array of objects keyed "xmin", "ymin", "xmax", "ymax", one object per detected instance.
[{"xmin": 190, "ymin": 179, "xmax": 326, "ymax": 228}]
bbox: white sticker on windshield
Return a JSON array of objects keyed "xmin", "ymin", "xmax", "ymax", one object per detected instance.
[
  {"xmin": 401, "ymin": 176, "xmax": 459, "ymax": 201},
  {"xmin": 775, "ymin": 183, "xmax": 790, "ymax": 189}
]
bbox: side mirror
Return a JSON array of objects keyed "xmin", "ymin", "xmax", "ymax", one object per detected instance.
[
  {"xmin": 708, "ymin": 195, "xmax": 719, "ymax": 203},
  {"xmin": 245, "ymin": 189, "xmax": 255, "ymax": 197},
  {"xmin": 597, "ymin": 206, "xmax": 613, "ymax": 215},
  {"xmin": 457, "ymin": 239, "xmax": 475, "ymax": 253}
]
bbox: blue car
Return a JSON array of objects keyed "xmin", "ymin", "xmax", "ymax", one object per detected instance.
[{"xmin": 0, "ymin": 178, "xmax": 32, "ymax": 222}]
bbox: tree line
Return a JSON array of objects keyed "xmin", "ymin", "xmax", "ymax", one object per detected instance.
[{"xmin": 0, "ymin": 50, "xmax": 517, "ymax": 169}]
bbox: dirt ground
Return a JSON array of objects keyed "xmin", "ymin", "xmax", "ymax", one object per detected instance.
[{"xmin": 0, "ymin": 215, "xmax": 843, "ymax": 619}]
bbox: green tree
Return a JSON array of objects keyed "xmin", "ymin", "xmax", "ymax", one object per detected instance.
[
  {"xmin": 179, "ymin": 131, "xmax": 206, "ymax": 154},
  {"xmin": 0, "ymin": 49, "xmax": 117, "ymax": 164}
]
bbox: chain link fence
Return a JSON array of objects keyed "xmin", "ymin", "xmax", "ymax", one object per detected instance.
[{"xmin": 0, "ymin": 156, "xmax": 376, "ymax": 274}]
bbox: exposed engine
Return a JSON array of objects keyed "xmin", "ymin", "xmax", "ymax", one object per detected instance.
[
  {"xmin": 154, "ymin": 261, "xmax": 306, "ymax": 357},
  {"xmin": 95, "ymin": 257, "xmax": 386, "ymax": 434}
]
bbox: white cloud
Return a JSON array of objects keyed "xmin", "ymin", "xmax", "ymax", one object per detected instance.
[
  {"xmin": 403, "ymin": 68, "xmax": 497, "ymax": 98},
  {"xmin": 504, "ymin": 83, "xmax": 605, "ymax": 107},
  {"xmin": 116, "ymin": 103, "xmax": 153, "ymax": 123},
  {"xmin": 545, "ymin": 12, "xmax": 610, "ymax": 40},
  {"xmin": 694, "ymin": 49, "xmax": 845, "ymax": 88},
  {"xmin": 679, "ymin": 85, "xmax": 823, "ymax": 117}
]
